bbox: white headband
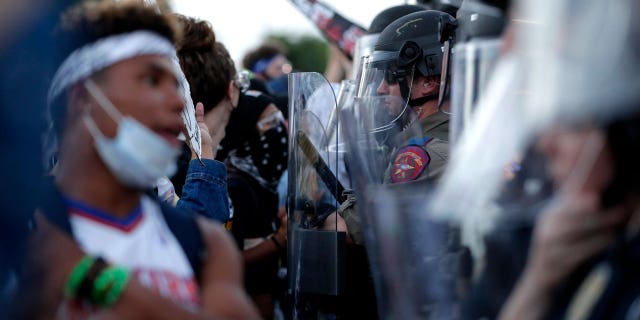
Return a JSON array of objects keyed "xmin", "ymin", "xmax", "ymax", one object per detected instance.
[
  {"xmin": 46, "ymin": 29, "xmax": 202, "ymax": 158},
  {"xmin": 47, "ymin": 30, "xmax": 175, "ymax": 104}
]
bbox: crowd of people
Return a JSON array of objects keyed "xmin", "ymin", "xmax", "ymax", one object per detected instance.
[{"xmin": 0, "ymin": 0, "xmax": 639, "ymax": 319}]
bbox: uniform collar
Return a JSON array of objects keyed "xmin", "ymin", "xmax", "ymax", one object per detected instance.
[{"xmin": 420, "ymin": 111, "xmax": 450, "ymax": 133}]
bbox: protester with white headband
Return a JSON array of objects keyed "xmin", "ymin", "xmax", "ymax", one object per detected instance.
[{"xmin": 24, "ymin": 1, "xmax": 259, "ymax": 318}]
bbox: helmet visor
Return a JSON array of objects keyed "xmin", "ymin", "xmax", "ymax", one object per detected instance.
[{"xmin": 357, "ymin": 51, "xmax": 416, "ymax": 135}]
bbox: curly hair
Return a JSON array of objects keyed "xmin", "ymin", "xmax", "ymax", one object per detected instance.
[
  {"xmin": 175, "ymin": 14, "xmax": 236, "ymax": 113},
  {"xmin": 241, "ymin": 41, "xmax": 286, "ymax": 74},
  {"xmin": 56, "ymin": 0, "xmax": 179, "ymax": 62}
]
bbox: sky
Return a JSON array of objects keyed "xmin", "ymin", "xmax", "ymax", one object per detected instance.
[{"xmin": 171, "ymin": 0, "xmax": 413, "ymax": 65}]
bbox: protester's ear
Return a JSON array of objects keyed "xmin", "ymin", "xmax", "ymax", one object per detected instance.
[
  {"xmin": 66, "ymin": 83, "xmax": 90, "ymax": 116},
  {"xmin": 226, "ymin": 81, "xmax": 234, "ymax": 98}
]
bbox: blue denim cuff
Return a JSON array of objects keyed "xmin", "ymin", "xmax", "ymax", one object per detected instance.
[
  {"xmin": 176, "ymin": 159, "xmax": 230, "ymax": 223},
  {"xmin": 187, "ymin": 158, "xmax": 227, "ymax": 184}
]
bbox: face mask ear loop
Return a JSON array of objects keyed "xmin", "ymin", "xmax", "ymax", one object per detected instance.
[
  {"xmin": 82, "ymin": 106, "xmax": 106, "ymax": 141},
  {"xmin": 84, "ymin": 79, "xmax": 123, "ymax": 123}
]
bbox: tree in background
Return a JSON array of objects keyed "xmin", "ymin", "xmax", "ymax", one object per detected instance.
[{"xmin": 267, "ymin": 33, "xmax": 329, "ymax": 74}]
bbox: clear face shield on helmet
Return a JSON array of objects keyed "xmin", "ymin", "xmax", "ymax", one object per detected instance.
[
  {"xmin": 356, "ymin": 51, "xmax": 417, "ymax": 140},
  {"xmin": 351, "ymin": 34, "xmax": 379, "ymax": 81}
]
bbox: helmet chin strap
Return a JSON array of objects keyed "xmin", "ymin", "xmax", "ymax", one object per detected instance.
[
  {"xmin": 408, "ymin": 94, "xmax": 438, "ymax": 108},
  {"xmin": 396, "ymin": 94, "xmax": 439, "ymax": 132}
]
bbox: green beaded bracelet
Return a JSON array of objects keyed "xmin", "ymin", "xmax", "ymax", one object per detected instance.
[
  {"xmin": 91, "ymin": 266, "xmax": 131, "ymax": 307},
  {"xmin": 103, "ymin": 268, "xmax": 130, "ymax": 307},
  {"xmin": 64, "ymin": 256, "xmax": 96, "ymax": 299}
]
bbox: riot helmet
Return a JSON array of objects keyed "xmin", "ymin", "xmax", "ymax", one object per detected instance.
[
  {"xmin": 351, "ymin": 4, "xmax": 428, "ymax": 81},
  {"xmin": 357, "ymin": 10, "xmax": 456, "ymax": 136},
  {"xmin": 369, "ymin": 5, "xmax": 429, "ymax": 35},
  {"xmin": 373, "ymin": 10, "xmax": 456, "ymax": 81},
  {"xmin": 456, "ymin": 0, "xmax": 510, "ymax": 42}
]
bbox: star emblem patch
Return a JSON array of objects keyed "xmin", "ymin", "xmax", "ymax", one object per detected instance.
[{"xmin": 390, "ymin": 145, "xmax": 430, "ymax": 183}]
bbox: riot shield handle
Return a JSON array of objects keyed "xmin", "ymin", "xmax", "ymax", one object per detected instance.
[{"xmin": 296, "ymin": 130, "xmax": 347, "ymax": 205}]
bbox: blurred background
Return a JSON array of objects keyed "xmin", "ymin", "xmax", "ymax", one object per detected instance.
[{"xmin": 171, "ymin": 0, "xmax": 414, "ymax": 72}]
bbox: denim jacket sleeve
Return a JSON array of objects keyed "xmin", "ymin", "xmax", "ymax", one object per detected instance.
[{"xmin": 176, "ymin": 159, "xmax": 230, "ymax": 223}]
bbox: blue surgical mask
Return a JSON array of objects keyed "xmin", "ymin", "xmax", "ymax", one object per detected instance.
[{"xmin": 83, "ymin": 79, "xmax": 179, "ymax": 189}]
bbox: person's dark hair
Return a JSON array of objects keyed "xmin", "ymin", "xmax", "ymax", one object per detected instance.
[
  {"xmin": 58, "ymin": 1, "xmax": 179, "ymax": 50},
  {"xmin": 241, "ymin": 42, "xmax": 286, "ymax": 74},
  {"xmin": 175, "ymin": 14, "xmax": 236, "ymax": 113},
  {"xmin": 49, "ymin": 0, "xmax": 180, "ymax": 139}
]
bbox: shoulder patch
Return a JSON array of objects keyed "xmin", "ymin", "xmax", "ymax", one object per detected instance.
[{"xmin": 390, "ymin": 145, "xmax": 430, "ymax": 183}]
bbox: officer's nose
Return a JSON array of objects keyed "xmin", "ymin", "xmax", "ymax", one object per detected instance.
[{"xmin": 377, "ymin": 79, "xmax": 390, "ymax": 95}]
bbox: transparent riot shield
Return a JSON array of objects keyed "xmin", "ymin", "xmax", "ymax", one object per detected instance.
[
  {"xmin": 341, "ymin": 96, "xmax": 470, "ymax": 319},
  {"xmin": 449, "ymin": 38, "xmax": 502, "ymax": 147},
  {"xmin": 324, "ymin": 79, "xmax": 357, "ymax": 189},
  {"xmin": 429, "ymin": 1, "xmax": 640, "ymax": 317},
  {"xmin": 287, "ymin": 72, "xmax": 350, "ymax": 319}
]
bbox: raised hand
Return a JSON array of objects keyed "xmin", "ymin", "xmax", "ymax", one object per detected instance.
[
  {"xmin": 194, "ymin": 102, "xmax": 217, "ymax": 160},
  {"xmin": 499, "ymin": 192, "xmax": 629, "ymax": 320}
]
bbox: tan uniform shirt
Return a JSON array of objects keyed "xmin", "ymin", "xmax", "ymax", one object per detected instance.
[
  {"xmin": 341, "ymin": 111, "xmax": 450, "ymax": 244},
  {"xmin": 384, "ymin": 111, "xmax": 450, "ymax": 184}
]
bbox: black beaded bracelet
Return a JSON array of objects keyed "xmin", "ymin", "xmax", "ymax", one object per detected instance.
[{"xmin": 77, "ymin": 256, "xmax": 108, "ymax": 301}]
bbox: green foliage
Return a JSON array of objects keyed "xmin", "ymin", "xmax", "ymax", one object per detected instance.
[{"xmin": 267, "ymin": 33, "xmax": 329, "ymax": 73}]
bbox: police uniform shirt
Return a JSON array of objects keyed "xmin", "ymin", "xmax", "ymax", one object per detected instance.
[
  {"xmin": 385, "ymin": 111, "xmax": 450, "ymax": 184},
  {"xmin": 342, "ymin": 112, "xmax": 450, "ymax": 245}
]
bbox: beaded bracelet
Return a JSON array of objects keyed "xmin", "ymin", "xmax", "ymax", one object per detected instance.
[
  {"xmin": 91, "ymin": 266, "xmax": 131, "ymax": 308},
  {"xmin": 63, "ymin": 255, "xmax": 130, "ymax": 308},
  {"xmin": 64, "ymin": 256, "xmax": 96, "ymax": 299},
  {"xmin": 77, "ymin": 257, "xmax": 108, "ymax": 301}
]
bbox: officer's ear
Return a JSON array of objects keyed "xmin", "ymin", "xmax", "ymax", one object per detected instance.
[{"xmin": 416, "ymin": 75, "xmax": 439, "ymax": 95}]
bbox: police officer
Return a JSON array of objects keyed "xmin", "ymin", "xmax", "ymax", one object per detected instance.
[
  {"xmin": 357, "ymin": 10, "xmax": 456, "ymax": 185},
  {"xmin": 329, "ymin": 9, "xmax": 461, "ymax": 319},
  {"xmin": 334, "ymin": 8, "xmax": 457, "ymax": 243},
  {"xmin": 340, "ymin": 10, "xmax": 457, "ymax": 245}
]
